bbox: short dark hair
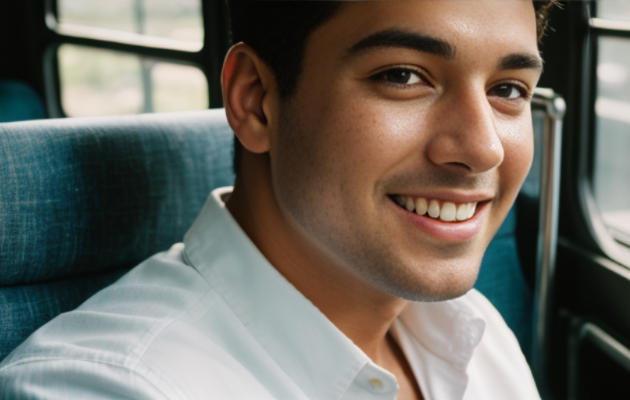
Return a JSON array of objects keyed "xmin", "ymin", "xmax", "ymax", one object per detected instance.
[{"xmin": 227, "ymin": 0, "xmax": 557, "ymax": 174}]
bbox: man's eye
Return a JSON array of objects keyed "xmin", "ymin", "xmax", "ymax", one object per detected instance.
[
  {"xmin": 375, "ymin": 68, "xmax": 422, "ymax": 85},
  {"xmin": 488, "ymin": 84, "xmax": 525, "ymax": 99}
]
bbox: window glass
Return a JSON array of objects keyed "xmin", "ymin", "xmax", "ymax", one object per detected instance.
[
  {"xmin": 57, "ymin": 0, "xmax": 203, "ymax": 47},
  {"xmin": 58, "ymin": 44, "xmax": 208, "ymax": 117},
  {"xmin": 152, "ymin": 63, "xmax": 208, "ymax": 113},
  {"xmin": 597, "ymin": 0, "xmax": 630, "ymax": 22},
  {"xmin": 594, "ymin": 37, "xmax": 630, "ymax": 240},
  {"xmin": 59, "ymin": 44, "xmax": 143, "ymax": 117},
  {"xmin": 58, "ymin": 0, "xmax": 135, "ymax": 33},
  {"xmin": 143, "ymin": 0, "xmax": 203, "ymax": 44}
]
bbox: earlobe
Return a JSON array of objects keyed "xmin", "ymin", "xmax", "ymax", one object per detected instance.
[{"xmin": 222, "ymin": 43, "xmax": 274, "ymax": 154}]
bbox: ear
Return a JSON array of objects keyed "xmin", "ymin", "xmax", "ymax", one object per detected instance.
[{"xmin": 222, "ymin": 43, "xmax": 276, "ymax": 154}]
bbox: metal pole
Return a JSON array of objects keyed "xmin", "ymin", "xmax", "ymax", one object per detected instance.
[{"xmin": 530, "ymin": 89, "xmax": 566, "ymax": 398}]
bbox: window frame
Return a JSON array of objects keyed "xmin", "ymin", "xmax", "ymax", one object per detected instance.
[
  {"xmin": 42, "ymin": 0, "xmax": 229, "ymax": 118},
  {"xmin": 538, "ymin": 3, "xmax": 630, "ymax": 397}
]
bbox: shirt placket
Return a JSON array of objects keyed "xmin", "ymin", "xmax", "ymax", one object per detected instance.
[{"xmin": 339, "ymin": 362, "xmax": 399, "ymax": 400}]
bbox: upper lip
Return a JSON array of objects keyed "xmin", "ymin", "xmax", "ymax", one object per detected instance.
[{"xmin": 390, "ymin": 190, "xmax": 494, "ymax": 204}]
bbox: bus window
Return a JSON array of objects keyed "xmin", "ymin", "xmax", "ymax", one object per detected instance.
[
  {"xmin": 57, "ymin": 0, "xmax": 203, "ymax": 51},
  {"xmin": 58, "ymin": 45, "xmax": 143, "ymax": 116},
  {"xmin": 593, "ymin": 2, "xmax": 630, "ymax": 245},
  {"xmin": 48, "ymin": 0, "xmax": 211, "ymax": 118},
  {"xmin": 151, "ymin": 62, "xmax": 208, "ymax": 113},
  {"xmin": 58, "ymin": 44, "xmax": 209, "ymax": 117},
  {"xmin": 545, "ymin": 2, "xmax": 630, "ymax": 398}
]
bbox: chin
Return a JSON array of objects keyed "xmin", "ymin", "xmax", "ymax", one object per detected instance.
[{"xmin": 364, "ymin": 256, "xmax": 483, "ymax": 303}]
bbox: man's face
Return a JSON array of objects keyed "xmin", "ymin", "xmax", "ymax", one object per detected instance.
[{"xmin": 269, "ymin": 0, "xmax": 541, "ymax": 301}]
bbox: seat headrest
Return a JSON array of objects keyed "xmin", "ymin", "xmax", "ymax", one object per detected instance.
[
  {"xmin": 0, "ymin": 80, "xmax": 46, "ymax": 123},
  {"xmin": 0, "ymin": 109, "xmax": 235, "ymax": 286}
]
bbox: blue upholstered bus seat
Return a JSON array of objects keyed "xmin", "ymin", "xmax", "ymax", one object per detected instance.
[
  {"xmin": 0, "ymin": 110, "xmax": 235, "ymax": 360},
  {"xmin": 476, "ymin": 205, "xmax": 533, "ymax": 359},
  {"xmin": 0, "ymin": 80, "xmax": 46, "ymax": 123},
  {"xmin": 0, "ymin": 109, "xmax": 533, "ymax": 362}
]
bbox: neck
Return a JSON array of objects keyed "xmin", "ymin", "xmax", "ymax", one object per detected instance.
[{"xmin": 227, "ymin": 152, "xmax": 409, "ymax": 361}]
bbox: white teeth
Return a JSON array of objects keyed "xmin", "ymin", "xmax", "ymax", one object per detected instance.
[
  {"xmin": 428, "ymin": 200, "xmax": 440, "ymax": 219},
  {"xmin": 440, "ymin": 202, "xmax": 456, "ymax": 222},
  {"xmin": 456, "ymin": 204, "xmax": 469, "ymax": 221},
  {"xmin": 415, "ymin": 198, "xmax": 427, "ymax": 215},
  {"xmin": 467, "ymin": 203, "xmax": 477, "ymax": 219},
  {"xmin": 405, "ymin": 196, "xmax": 415, "ymax": 211},
  {"xmin": 395, "ymin": 195, "xmax": 479, "ymax": 222}
]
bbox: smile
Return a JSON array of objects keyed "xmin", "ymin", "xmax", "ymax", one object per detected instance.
[
  {"xmin": 393, "ymin": 195, "xmax": 478, "ymax": 222},
  {"xmin": 389, "ymin": 194, "xmax": 489, "ymax": 242}
]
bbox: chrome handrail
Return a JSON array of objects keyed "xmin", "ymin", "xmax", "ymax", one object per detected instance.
[{"xmin": 530, "ymin": 88, "xmax": 566, "ymax": 396}]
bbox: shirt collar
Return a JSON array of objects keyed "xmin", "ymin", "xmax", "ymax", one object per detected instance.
[
  {"xmin": 183, "ymin": 187, "xmax": 389, "ymax": 399},
  {"xmin": 184, "ymin": 187, "xmax": 486, "ymax": 400},
  {"xmin": 399, "ymin": 298, "xmax": 486, "ymax": 371},
  {"xmin": 392, "ymin": 298, "xmax": 486, "ymax": 400}
]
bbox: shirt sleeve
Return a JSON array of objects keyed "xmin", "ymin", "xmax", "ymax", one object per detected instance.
[{"xmin": 0, "ymin": 359, "xmax": 172, "ymax": 400}]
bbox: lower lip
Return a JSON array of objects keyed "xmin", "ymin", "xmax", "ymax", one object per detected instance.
[{"xmin": 390, "ymin": 197, "xmax": 487, "ymax": 242}]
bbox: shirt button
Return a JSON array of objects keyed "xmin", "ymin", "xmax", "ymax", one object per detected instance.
[{"xmin": 369, "ymin": 378, "xmax": 383, "ymax": 391}]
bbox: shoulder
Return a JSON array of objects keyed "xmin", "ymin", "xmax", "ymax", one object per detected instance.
[
  {"xmin": 0, "ymin": 243, "xmax": 212, "ymax": 399},
  {"xmin": 0, "ymin": 358, "xmax": 173, "ymax": 399}
]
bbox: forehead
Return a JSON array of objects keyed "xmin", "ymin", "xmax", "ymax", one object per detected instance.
[{"xmin": 309, "ymin": 0, "xmax": 539, "ymax": 64}]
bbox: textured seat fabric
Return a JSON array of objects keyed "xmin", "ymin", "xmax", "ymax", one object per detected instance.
[
  {"xmin": 475, "ymin": 205, "xmax": 533, "ymax": 360},
  {"xmin": 0, "ymin": 269, "xmax": 127, "ymax": 362},
  {"xmin": 0, "ymin": 109, "xmax": 235, "ymax": 360},
  {"xmin": 0, "ymin": 80, "xmax": 46, "ymax": 123}
]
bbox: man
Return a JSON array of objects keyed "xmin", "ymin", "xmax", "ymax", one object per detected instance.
[{"xmin": 0, "ymin": 1, "xmax": 552, "ymax": 399}]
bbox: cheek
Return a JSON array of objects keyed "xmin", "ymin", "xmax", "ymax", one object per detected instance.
[
  {"xmin": 498, "ymin": 118, "xmax": 534, "ymax": 197},
  {"xmin": 308, "ymin": 96, "xmax": 431, "ymax": 182}
]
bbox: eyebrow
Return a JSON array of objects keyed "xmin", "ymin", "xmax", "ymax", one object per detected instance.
[
  {"xmin": 346, "ymin": 29, "xmax": 455, "ymax": 60},
  {"xmin": 347, "ymin": 28, "xmax": 543, "ymax": 73},
  {"xmin": 499, "ymin": 52, "xmax": 544, "ymax": 72}
]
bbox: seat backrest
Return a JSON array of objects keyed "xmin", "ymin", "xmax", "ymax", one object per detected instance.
[
  {"xmin": 476, "ymin": 205, "xmax": 533, "ymax": 359},
  {"xmin": 0, "ymin": 109, "xmax": 235, "ymax": 360},
  {"xmin": 0, "ymin": 80, "xmax": 46, "ymax": 123}
]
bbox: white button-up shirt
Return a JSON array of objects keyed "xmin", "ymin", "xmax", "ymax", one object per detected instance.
[{"xmin": 0, "ymin": 187, "xmax": 540, "ymax": 400}]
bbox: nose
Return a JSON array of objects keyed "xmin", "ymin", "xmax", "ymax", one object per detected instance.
[{"xmin": 426, "ymin": 88, "xmax": 504, "ymax": 174}]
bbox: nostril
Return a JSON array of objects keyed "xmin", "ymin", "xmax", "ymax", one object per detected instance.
[
  {"xmin": 425, "ymin": 125, "xmax": 503, "ymax": 173},
  {"xmin": 445, "ymin": 161, "xmax": 471, "ymax": 170}
]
